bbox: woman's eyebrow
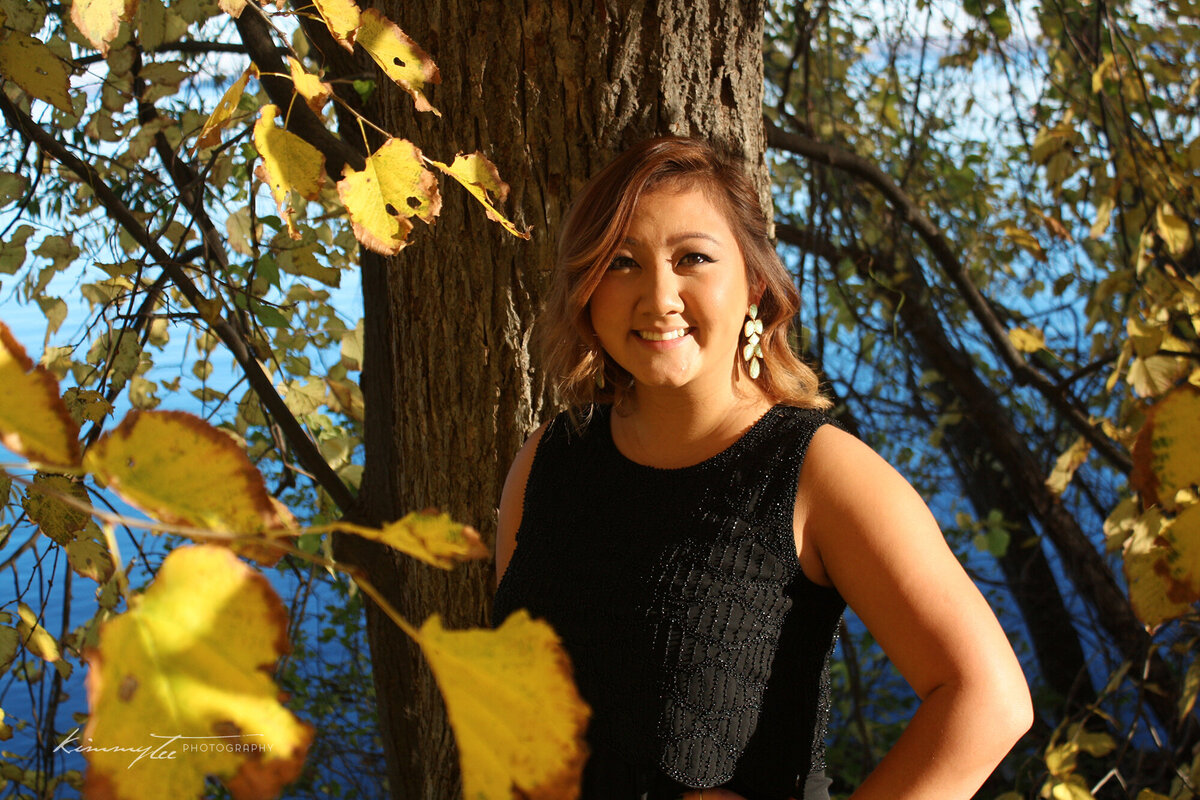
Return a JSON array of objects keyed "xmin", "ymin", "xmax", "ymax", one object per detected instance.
[{"xmin": 622, "ymin": 232, "xmax": 722, "ymax": 246}]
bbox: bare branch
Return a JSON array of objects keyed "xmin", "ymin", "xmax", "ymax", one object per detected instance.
[{"xmin": 767, "ymin": 118, "xmax": 1133, "ymax": 474}]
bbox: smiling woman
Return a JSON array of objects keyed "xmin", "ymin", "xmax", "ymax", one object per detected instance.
[{"xmin": 492, "ymin": 138, "xmax": 1031, "ymax": 800}]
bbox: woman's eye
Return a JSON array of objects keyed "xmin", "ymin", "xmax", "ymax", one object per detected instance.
[
  {"xmin": 608, "ymin": 256, "xmax": 636, "ymax": 271},
  {"xmin": 679, "ymin": 252, "xmax": 713, "ymax": 266}
]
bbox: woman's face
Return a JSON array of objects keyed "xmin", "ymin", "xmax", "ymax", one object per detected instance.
[{"xmin": 587, "ymin": 186, "xmax": 751, "ymax": 396}]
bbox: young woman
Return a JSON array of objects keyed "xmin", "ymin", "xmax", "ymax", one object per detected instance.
[{"xmin": 493, "ymin": 137, "xmax": 1031, "ymax": 800}]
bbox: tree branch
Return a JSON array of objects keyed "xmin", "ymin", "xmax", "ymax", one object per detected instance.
[
  {"xmin": 766, "ymin": 118, "xmax": 1132, "ymax": 474},
  {"xmin": 234, "ymin": 6, "xmax": 366, "ymax": 179},
  {"xmin": 0, "ymin": 93, "xmax": 356, "ymax": 514}
]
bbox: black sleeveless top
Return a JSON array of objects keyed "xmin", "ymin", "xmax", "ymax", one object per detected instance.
[{"xmin": 493, "ymin": 405, "xmax": 846, "ymax": 800}]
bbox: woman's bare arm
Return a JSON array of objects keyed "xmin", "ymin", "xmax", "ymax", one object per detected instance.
[
  {"xmin": 495, "ymin": 421, "xmax": 549, "ymax": 588},
  {"xmin": 796, "ymin": 425, "xmax": 1032, "ymax": 799}
]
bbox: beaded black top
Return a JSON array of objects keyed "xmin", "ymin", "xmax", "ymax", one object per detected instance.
[{"xmin": 493, "ymin": 404, "xmax": 846, "ymax": 800}]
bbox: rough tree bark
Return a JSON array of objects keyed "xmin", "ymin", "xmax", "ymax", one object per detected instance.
[{"xmin": 337, "ymin": 2, "xmax": 769, "ymax": 796}]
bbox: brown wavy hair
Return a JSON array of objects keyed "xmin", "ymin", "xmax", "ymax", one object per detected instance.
[{"xmin": 538, "ymin": 136, "xmax": 830, "ymax": 411}]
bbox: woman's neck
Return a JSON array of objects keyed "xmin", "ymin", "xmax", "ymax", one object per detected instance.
[{"xmin": 610, "ymin": 381, "xmax": 774, "ymax": 469}]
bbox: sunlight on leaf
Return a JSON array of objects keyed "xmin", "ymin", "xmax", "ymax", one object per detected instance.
[
  {"xmin": 82, "ymin": 545, "xmax": 312, "ymax": 800},
  {"xmin": 1156, "ymin": 203, "xmax": 1193, "ymax": 258},
  {"xmin": 287, "ymin": 57, "xmax": 331, "ymax": 113},
  {"xmin": 429, "ymin": 153, "xmax": 530, "ymax": 239},
  {"xmin": 336, "ymin": 510, "xmax": 487, "ymax": 569},
  {"xmin": 70, "ymin": 0, "xmax": 135, "ymax": 56},
  {"xmin": 312, "ymin": 0, "xmax": 360, "ymax": 51},
  {"xmin": 23, "ymin": 473, "xmax": 90, "ymax": 545},
  {"xmin": 17, "ymin": 602, "xmax": 63, "ymax": 666},
  {"xmin": 412, "ymin": 611, "xmax": 588, "ymax": 800},
  {"xmin": 218, "ymin": 0, "xmax": 249, "ymax": 18},
  {"xmin": 1007, "ymin": 326, "xmax": 1045, "ymax": 354},
  {"xmin": 82, "ymin": 410, "xmax": 291, "ymax": 539},
  {"xmin": 356, "ymin": 8, "xmax": 441, "ymax": 114},
  {"xmin": 1046, "ymin": 438, "xmax": 1090, "ymax": 496},
  {"xmin": 1123, "ymin": 507, "xmax": 1196, "ymax": 630},
  {"xmin": 0, "ymin": 33, "xmax": 74, "ymax": 114},
  {"xmin": 253, "ymin": 104, "xmax": 326, "ymax": 240},
  {"xmin": 194, "ymin": 65, "xmax": 256, "ymax": 151},
  {"xmin": 0, "ymin": 321, "xmax": 81, "ymax": 468},
  {"xmin": 336, "ymin": 137, "xmax": 440, "ymax": 255},
  {"xmin": 1131, "ymin": 384, "xmax": 1200, "ymax": 511}
]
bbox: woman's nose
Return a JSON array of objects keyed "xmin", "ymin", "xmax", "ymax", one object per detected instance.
[{"xmin": 639, "ymin": 263, "xmax": 684, "ymax": 314}]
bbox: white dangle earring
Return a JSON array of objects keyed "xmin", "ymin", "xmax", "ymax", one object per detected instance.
[{"xmin": 742, "ymin": 304, "xmax": 764, "ymax": 379}]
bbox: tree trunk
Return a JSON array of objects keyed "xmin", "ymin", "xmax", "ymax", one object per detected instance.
[{"xmin": 345, "ymin": 2, "xmax": 768, "ymax": 796}]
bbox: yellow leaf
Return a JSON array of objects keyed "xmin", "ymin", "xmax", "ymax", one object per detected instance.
[
  {"xmin": 1008, "ymin": 326, "xmax": 1045, "ymax": 353},
  {"xmin": 1156, "ymin": 203, "xmax": 1193, "ymax": 258},
  {"xmin": 1179, "ymin": 655, "xmax": 1200, "ymax": 720},
  {"xmin": 1072, "ymin": 728, "xmax": 1116, "ymax": 757},
  {"xmin": 287, "ymin": 57, "xmax": 330, "ymax": 113},
  {"xmin": 1004, "ymin": 225, "xmax": 1047, "ymax": 261},
  {"xmin": 312, "ymin": 0, "xmax": 360, "ymax": 51},
  {"xmin": 325, "ymin": 378, "xmax": 363, "ymax": 422},
  {"xmin": 1089, "ymin": 196, "xmax": 1115, "ymax": 239},
  {"xmin": 413, "ymin": 611, "xmax": 588, "ymax": 800},
  {"xmin": 63, "ymin": 387, "xmax": 115, "ymax": 426},
  {"xmin": 218, "ymin": 0, "xmax": 247, "ymax": 18},
  {"xmin": 17, "ymin": 601, "xmax": 61, "ymax": 664},
  {"xmin": 252, "ymin": 104, "xmax": 325, "ymax": 240},
  {"xmin": 82, "ymin": 410, "xmax": 290, "ymax": 538},
  {"xmin": 82, "ymin": 545, "xmax": 312, "ymax": 800},
  {"xmin": 23, "ymin": 474, "xmax": 91, "ymax": 545},
  {"xmin": 66, "ymin": 523, "xmax": 115, "ymax": 583},
  {"xmin": 1131, "ymin": 385, "xmax": 1200, "ymax": 510},
  {"xmin": 1045, "ymin": 742, "xmax": 1078, "ymax": 777},
  {"xmin": 1049, "ymin": 777, "xmax": 1095, "ymax": 800},
  {"xmin": 429, "ymin": 152, "xmax": 530, "ymax": 240},
  {"xmin": 356, "ymin": 8, "xmax": 440, "ymax": 114},
  {"xmin": 0, "ymin": 321, "xmax": 81, "ymax": 468},
  {"xmin": 0, "ymin": 626, "xmax": 18, "ymax": 672},
  {"xmin": 1127, "ymin": 352, "xmax": 1190, "ymax": 399},
  {"xmin": 1123, "ymin": 507, "xmax": 1194, "ymax": 630},
  {"xmin": 194, "ymin": 66, "xmax": 255, "ymax": 151},
  {"xmin": 70, "ymin": 0, "xmax": 136, "ymax": 56},
  {"xmin": 1046, "ymin": 437, "xmax": 1090, "ymax": 496},
  {"xmin": 337, "ymin": 510, "xmax": 488, "ymax": 569},
  {"xmin": 0, "ymin": 33, "xmax": 75, "ymax": 114},
  {"xmin": 336, "ymin": 137, "xmax": 440, "ymax": 255},
  {"xmin": 1134, "ymin": 791, "xmax": 1171, "ymax": 800}
]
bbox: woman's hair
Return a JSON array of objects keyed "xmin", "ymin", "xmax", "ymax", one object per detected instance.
[{"xmin": 538, "ymin": 136, "xmax": 830, "ymax": 411}]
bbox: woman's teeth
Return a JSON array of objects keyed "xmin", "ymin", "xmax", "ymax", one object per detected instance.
[{"xmin": 638, "ymin": 329, "xmax": 687, "ymax": 341}]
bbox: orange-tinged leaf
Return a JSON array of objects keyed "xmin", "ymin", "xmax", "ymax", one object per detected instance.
[
  {"xmin": 0, "ymin": 321, "xmax": 81, "ymax": 468},
  {"xmin": 336, "ymin": 510, "xmax": 486, "ymax": 569},
  {"xmin": 70, "ymin": 0, "xmax": 137, "ymax": 56},
  {"xmin": 286, "ymin": 57, "xmax": 330, "ymax": 113},
  {"xmin": 1004, "ymin": 225, "xmax": 1046, "ymax": 261},
  {"xmin": 1131, "ymin": 384, "xmax": 1200, "ymax": 510},
  {"xmin": 430, "ymin": 153, "xmax": 530, "ymax": 239},
  {"xmin": 336, "ymin": 137, "xmax": 440, "ymax": 255},
  {"xmin": 1123, "ymin": 506, "xmax": 1197, "ymax": 630},
  {"xmin": 357, "ymin": 8, "xmax": 440, "ymax": 114},
  {"xmin": 218, "ymin": 0, "xmax": 248, "ymax": 17},
  {"xmin": 82, "ymin": 545, "xmax": 312, "ymax": 800},
  {"xmin": 194, "ymin": 66, "xmax": 256, "ymax": 151},
  {"xmin": 252, "ymin": 104, "xmax": 325, "ymax": 239},
  {"xmin": 0, "ymin": 33, "xmax": 75, "ymax": 115},
  {"xmin": 414, "ymin": 611, "xmax": 588, "ymax": 800},
  {"xmin": 312, "ymin": 0, "xmax": 360, "ymax": 51},
  {"xmin": 82, "ymin": 410, "xmax": 288, "ymax": 537}
]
